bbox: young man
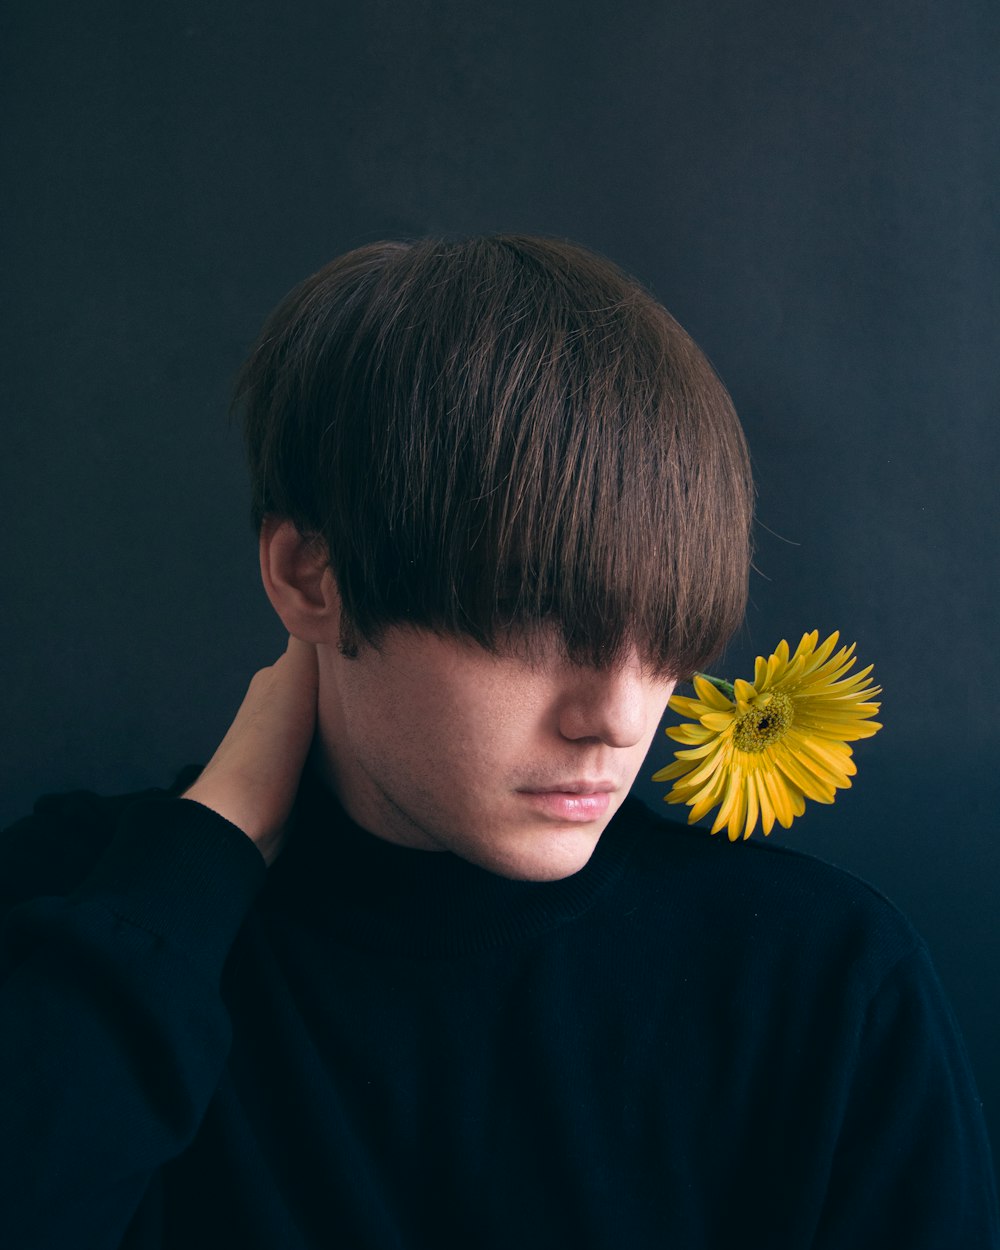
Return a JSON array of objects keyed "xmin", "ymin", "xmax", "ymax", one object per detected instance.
[{"xmin": 2, "ymin": 236, "xmax": 997, "ymax": 1248}]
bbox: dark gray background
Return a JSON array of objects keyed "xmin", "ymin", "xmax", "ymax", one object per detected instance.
[{"xmin": 3, "ymin": 0, "xmax": 998, "ymax": 1185}]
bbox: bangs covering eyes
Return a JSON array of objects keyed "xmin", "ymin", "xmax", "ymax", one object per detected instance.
[{"xmin": 238, "ymin": 234, "xmax": 753, "ymax": 677}]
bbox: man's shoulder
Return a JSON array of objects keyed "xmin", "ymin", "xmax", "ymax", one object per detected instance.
[
  {"xmin": 0, "ymin": 768, "xmax": 202, "ymax": 905},
  {"xmin": 613, "ymin": 795, "xmax": 923, "ymax": 989}
]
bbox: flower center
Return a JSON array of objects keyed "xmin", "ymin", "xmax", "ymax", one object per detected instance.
[{"xmin": 733, "ymin": 691, "xmax": 794, "ymax": 752}]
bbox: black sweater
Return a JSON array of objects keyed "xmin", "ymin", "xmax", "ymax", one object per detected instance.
[{"xmin": 1, "ymin": 770, "xmax": 997, "ymax": 1249}]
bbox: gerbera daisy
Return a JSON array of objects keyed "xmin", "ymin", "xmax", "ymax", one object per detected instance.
[{"xmin": 652, "ymin": 630, "xmax": 882, "ymax": 841}]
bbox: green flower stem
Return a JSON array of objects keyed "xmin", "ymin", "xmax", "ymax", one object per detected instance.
[{"xmin": 694, "ymin": 672, "xmax": 735, "ymax": 697}]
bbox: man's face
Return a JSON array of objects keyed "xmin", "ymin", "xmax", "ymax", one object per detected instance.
[{"xmin": 314, "ymin": 621, "xmax": 676, "ymax": 881}]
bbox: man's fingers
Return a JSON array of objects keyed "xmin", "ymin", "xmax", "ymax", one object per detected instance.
[
  {"xmin": 280, "ymin": 635, "xmax": 320, "ymax": 686},
  {"xmin": 181, "ymin": 637, "xmax": 321, "ymax": 863}
]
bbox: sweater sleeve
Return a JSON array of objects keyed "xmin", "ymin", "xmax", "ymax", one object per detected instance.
[
  {"xmin": 812, "ymin": 942, "xmax": 1000, "ymax": 1249},
  {"xmin": 0, "ymin": 795, "xmax": 267, "ymax": 1250}
]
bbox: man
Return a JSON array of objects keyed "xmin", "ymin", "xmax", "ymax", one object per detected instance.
[{"xmin": 2, "ymin": 235, "xmax": 997, "ymax": 1248}]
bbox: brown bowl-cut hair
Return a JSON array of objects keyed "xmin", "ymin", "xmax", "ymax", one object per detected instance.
[{"xmin": 237, "ymin": 234, "xmax": 753, "ymax": 678}]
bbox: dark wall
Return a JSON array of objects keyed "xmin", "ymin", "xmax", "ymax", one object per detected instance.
[{"xmin": 3, "ymin": 0, "xmax": 998, "ymax": 1181}]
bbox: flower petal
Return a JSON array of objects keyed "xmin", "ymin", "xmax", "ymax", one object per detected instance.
[
  {"xmin": 664, "ymin": 723, "xmax": 719, "ymax": 746},
  {"xmin": 668, "ymin": 694, "xmax": 716, "ymax": 720},
  {"xmin": 733, "ymin": 678, "xmax": 757, "ymax": 708},
  {"xmin": 691, "ymin": 675, "xmax": 736, "ymax": 711}
]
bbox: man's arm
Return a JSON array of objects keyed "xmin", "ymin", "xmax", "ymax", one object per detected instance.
[{"xmin": 0, "ymin": 638, "xmax": 317, "ymax": 1249}]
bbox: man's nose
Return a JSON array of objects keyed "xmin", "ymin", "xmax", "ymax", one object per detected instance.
[{"xmin": 555, "ymin": 653, "xmax": 651, "ymax": 748}]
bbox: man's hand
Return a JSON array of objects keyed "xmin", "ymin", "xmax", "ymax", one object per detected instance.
[{"xmin": 182, "ymin": 636, "xmax": 319, "ymax": 867}]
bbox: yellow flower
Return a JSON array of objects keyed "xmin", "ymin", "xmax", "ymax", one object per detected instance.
[{"xmin": 652, "ymin": 631, "xmax": 882, "ymax": 841}]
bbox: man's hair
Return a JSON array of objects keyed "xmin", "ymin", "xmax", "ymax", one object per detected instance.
[{"xmin": 236, "ymin": 234, "xmax": 753, "ymax": 677}]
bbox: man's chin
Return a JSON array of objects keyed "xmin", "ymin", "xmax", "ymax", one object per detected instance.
[{"xmin": 469, "ymin": 820, "xmax": 607, "ymax": 882}]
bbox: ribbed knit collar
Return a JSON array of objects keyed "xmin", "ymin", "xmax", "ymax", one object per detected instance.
[{"xmin": 264, "ymin": 769, "xmax": 642, "ymax": 958}]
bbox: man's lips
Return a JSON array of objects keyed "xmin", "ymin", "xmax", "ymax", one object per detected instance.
[
  {"xmin": 521, "ymin": 781, "xmax": 617, "ymax": 795},
  {"xmin": 516, "ymin": 783, "xmax": 616, "ymax": 821}
]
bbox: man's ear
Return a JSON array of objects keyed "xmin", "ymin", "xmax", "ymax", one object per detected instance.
[{"xmin": 259, "ymin": 518, "xmax": 340, "ymax": 643}]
